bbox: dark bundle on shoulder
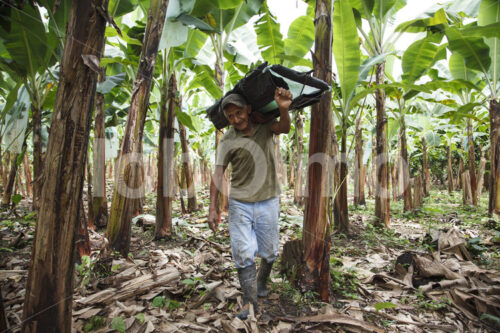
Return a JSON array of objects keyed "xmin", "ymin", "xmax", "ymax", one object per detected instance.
[{"xmin": 206, "ymin": 62, "xmax": 330, "ymax": 130}]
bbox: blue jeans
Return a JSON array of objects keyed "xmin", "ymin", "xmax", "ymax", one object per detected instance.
[{"xmin": 228, "ymin": 196, "xmax": 280, "ymax": 268}]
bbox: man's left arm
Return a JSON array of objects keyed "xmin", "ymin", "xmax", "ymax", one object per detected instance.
[{"xmin": 270, "ymin": 87, "xmax": 292, "ymax": 134}]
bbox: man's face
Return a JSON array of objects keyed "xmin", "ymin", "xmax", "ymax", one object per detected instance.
[{"xmin": 224, "ymin": 104, "xmax": 251, "ymax": 133}]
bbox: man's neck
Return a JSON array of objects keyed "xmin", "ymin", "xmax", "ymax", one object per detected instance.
[{"xmin": 239, "ymin": 120, "xmax": 255, "ymax": 136}]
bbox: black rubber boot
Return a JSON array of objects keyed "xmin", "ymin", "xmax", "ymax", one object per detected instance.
[
  {"xmin": 236, "ymin": 264, "xmax": 258, "ymax": 320},
  {"xmin": 257, "ymin": 259, "xmax": 273, "ymax": 297}
]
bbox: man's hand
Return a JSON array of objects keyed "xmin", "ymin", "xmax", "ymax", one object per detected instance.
[
  {"xmin": 208, "ymin": 208, "xmax": 219, "ymax": 233},
  {"xmin": 271, "ymin": 87, "xmax": 292, "ymax": 134},
  {"xmin": 274, "ymin": 87, "xmax": 293, "ymax": 110}
]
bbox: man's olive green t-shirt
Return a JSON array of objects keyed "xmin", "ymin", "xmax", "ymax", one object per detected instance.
[{"xmin": 216, "ymin": 122, "xmax": 280, "ymax": 202}]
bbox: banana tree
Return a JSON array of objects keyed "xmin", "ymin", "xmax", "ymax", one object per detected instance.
[
  {"xmin": 301, "ymin": 0, "xmax": 333, "ymax": 302},
  {"xmin": 0, "ymin": 0, "xmax": 66, "ymax": 209},
  {"xmin": 22, "ymin": 0, "xmax": 108, "ymax": 330},
  {"xmin": 351, "ymin": 0, "xmax": 410, "ymax": 227},
  {"xmin": 107, "ymin": 0, "xmax": 169, "ymax": 256},
  {"xmin": 441, "ymin": 0, "xmax": 500, "ymax": 215},
  {"xmin": 155, "ymin": 0, "xmax": 213, "ymax": 238},
  {"xmin": 331, "ymin": 0, "xmax": 361, "ymax": 233}
]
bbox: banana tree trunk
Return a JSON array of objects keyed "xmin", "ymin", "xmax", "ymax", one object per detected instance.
[
  {"xmin": 211, "ymin": 57, "xmax": 229, "ymax": 215},
  {"xmin": 86, "ymin": 160, "xmax": 95, "ymax": 230},
  {"xmin": 76, "ymin": 197, "xmax": 91, "ymax": 260},
  {"xmin": 107, "ymin": 0, "xmax": 168, "ymax": 256},
  {"xmin": 414, "ymin": 175, "xmax": 423, "ymax": 208},
  {"xmin": 477, "ymin": 150, "xmax": 486, "ymax": 201},
  {"xmin": 289, "ymin": 145, "xmax": 295, "ymax": 188},
  {"xmin": 335, "ymin": 129, "xmax": 349, "ymax": 233},
  {"xmin": 301, "ymin": 0, "xmax": 333, "ymax": 302},
  {"xmin": 374, "ymin": 61, "xmax": 390, "ymax": 227},
  {"xmin": 447, "ymin": 145, "xmax": 454, "ymax": 194},
  {"xmin": 391, "ymin": 160, "xmax": 399, "ymax": 201},
  {"xmin": 489, "ymin": 99, "xmax": 500, "ymax": 216},
  {"xmin": 155, "ymin": 73, "xmax": 176, "ymax": 239},
  {"xmin": 17, "ymin": 171, "xmax": 26, "ymax": 197},
  {"xmin": 1, "ymin": 152, "xmax": 20, "ymax": 208},
  {"xmin": 92, "ymin": 73, "xmax": 108, "ymax": 227},
  {"xmin": 422, "ymin": 137, "xmax": 430, "ymax": 196},
  {"xmin": 467, "ymin": 121, "xmax": 477, "ymax": 206},
  {"xmin": 22, "ymin": 1, "xmax": 107, "ymax": 331},
  {"xmin": 458, "ymin": 156, "xmax": 464, "ymax": 190},
  {"xmin": 354, "ymin": 116, "xmax": 365, "ymax": 206},
  {"xmin": 178, "ymin": 114, "xmax": 197, "ymax": 212},
  {"xmin": 23, "ymin": 153, "xmax": 32, "ymax": 197},
  {"xmin": 462, "ymin": 171, "xmax": 472, "ymax": 205},
  {"xmin": 294, "ymin": 111, "xmax": 305, "ymax": 207},
  {"xmin": 400, "ymin": 117, "xmax": 412, "ymax": 211},
  {"xmin": 1, "ymin": 151, "xmax": 9, "ymax": 191},
  {"xmin": 32, "ymin": 103, "xmax": 43, "ymax": 210}
]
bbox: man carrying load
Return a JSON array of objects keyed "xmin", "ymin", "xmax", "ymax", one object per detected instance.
[{"xmin": 208, "ymin": 87, "xmax": 293, "ymax": 319}]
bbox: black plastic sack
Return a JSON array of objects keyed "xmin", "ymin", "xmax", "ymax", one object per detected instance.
[{"xmin": 206, "ymin": 62, "xmax": 330, "ymax": 129}]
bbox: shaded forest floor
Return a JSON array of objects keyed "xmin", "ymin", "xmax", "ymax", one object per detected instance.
[{"xmin": 1, "ymin": 187, "xmax": 499, "ymax": 332}]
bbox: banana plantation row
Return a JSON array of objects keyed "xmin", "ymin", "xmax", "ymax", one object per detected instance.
[{"xmin": 0, "ymin": 0, "xmax": 499, "ymax": 331}]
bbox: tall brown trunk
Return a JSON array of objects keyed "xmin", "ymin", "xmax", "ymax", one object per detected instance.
[
  {"xmin": 400, "ymin": 116, "xmax": 412, "ymax": 211},
  {"xmin": 447, "ymin": 145, "xmax": 454, "ymax": 194},
  {"xmin": 462, "ymin": 171, "xmax": 472, "ymax": 205},
  {"xmin": 360, "ymin": 163, "xmax": 366, "ymax": 204},
  {"xmin": 422, "ymin": 137, "xmax": 430, "ymax": 196},
  {"xmin": 86, "ymin": 160, "xmax": 95, "ymax": 230},
  {"xmin": 489, "ymin": 99, "xmax": 500, "ymax": 216},
  {"xmin": 335, "ymin": 130, "xmax": 349, "ymax": 233},
  {"xmin": 76, "ymin": 197, "xmax": 91, "ymax": 260},
  {"xmin": 354, "ymin": 116, "xmax": 365, "ymax": 206},
  {"xmin": 413, "ymin": 175, "xmax": 423, "ymax": 208},
  {"xmin": 1, "ymin": 151, "xmax": 10, "ymax": 191},
  {"xmin": 155, "ymin": 73, "xmax": 176, "ymax": 239},
  {"xmin": 1, "ymin": 152, "xmax": 19, "ymax": 207},
  {"xmin": 178, "ymin": 115, "xmax": 197, "ymax": 212},
  {"xmin": 301, "ymin": 0, "xmax": 333, "ymax": 302},
  {"xmin": 294, "ymin": 111, "xmax": 305, "ymax": 207},
  {"xmin": 467, "ymin": 121, "xmax": 477, "ymax": 206},
  {"xmin": 289, "ymin": 146, "xmax": 295, "ymax": 188},
  {"xmin": 32, "ymin": 104, "xmax": 43, "ymax": 210},
  {"xmin": 477, "ymin": 151, "xmax": 486, "ymax": 201},
  {"xmin": 23, "ymin": 154, "xmax": 32, "ymax": 197},
  {"xmin": 17, "ymin": 171, "xmax": 25, "ymax": 197},
  {"xmin": 92, "ymin": 73, "xmax": 108, "ymax": 227},
  {"xmin": 374, "ymin": 61, "xmax": 390, "ymax": 227},
  {"xmin": 458, "ymin": 156, "xmax": 464, "ymax": 190},
  {"xmin": 106, "ymin": 0, "xmax": 169, "ymax": 256},
  {"xmin": 0, "ymin": 146, "xmax": 4, "ymax": 193},
  {"xmin": 391, "ymin": 160, "xmax": 398, "ymax": 201},
  {"xmin": 211, "ymin": 56, "xmax": 229, "ymax": 214},
  {"xmin": 22, "ymin": 1, "xmax": 107, "ymax": 331}
]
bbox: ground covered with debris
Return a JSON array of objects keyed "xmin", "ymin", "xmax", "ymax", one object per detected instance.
[{"xmin": 1, "ymin": 189, "xmax": 499, "ymax": 332}]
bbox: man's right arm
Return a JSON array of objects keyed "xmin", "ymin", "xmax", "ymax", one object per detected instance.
[{"xmin": 208, "ymin": 164, "xmax": 226, "ymax": 232}]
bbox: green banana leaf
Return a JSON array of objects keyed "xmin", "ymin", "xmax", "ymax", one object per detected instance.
[
  {"xmin": 402, "ymin": 34, "xmax": 443, "ymax": 83},
  {"xmin": 449, "ymin": 53, "xmax": 479, "ymax": 82},
  {"xmin": 187, "ymin": 65, "xmax": 222, "ymax": 99},
  {"xmin": 109, "ymin": 0, "xmax": 137, "ymax": 17},
  {"xmin": 284, "ymin": 16, "xmax": 314, "ymax": 61},
  {"xmin": 1, "ymin": 3, "xmax": 48, "ymax": 77},
  {"xmin": 333, "ymin": 0, "xmax": 361, "ymax": 112},
  {"xmin": 395, "ymin": 8, "xmax": 447, "ymax": 33},
  {"xmin": 255, "ymin": 2, "xmax": 284, "ymax": 64},
  {"xmin": 446, "ymin": 27, "xmax": 491, "ymax": 74},
  {"xmin": 479, "ymin": 0, "xmax": 500, "ymax": 95}
]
